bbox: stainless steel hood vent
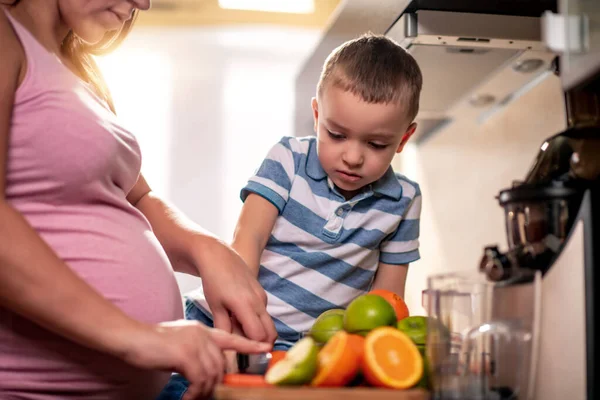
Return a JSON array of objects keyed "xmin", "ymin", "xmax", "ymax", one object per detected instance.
[
  {"xmin": 386, "ymin": 10, "xmax": 557, "ymax": 143},
  {"xmin": 294, "ymin": 2, "xmax": 559, "ymax": 144}
]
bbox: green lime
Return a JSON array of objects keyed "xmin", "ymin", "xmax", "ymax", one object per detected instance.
[
  {"xmin": 343, "ymin": 294, "xmax": 397, "ymax": 336},
  {"xmin": 265, "ymin": 337, "xmax": 319, "ymax": 386},
  {"xmin": 309, "ymin": 309, "xmax": 345, "ymax": 345}
]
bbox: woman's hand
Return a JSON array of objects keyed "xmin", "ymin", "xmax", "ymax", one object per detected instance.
[
  {"xmin": 123, "ymin": 320, "xmax": 271, "ymax": 400},
  {"xmin": 197, "ymin": 238, "xmax": 277, "ymax": 344}
]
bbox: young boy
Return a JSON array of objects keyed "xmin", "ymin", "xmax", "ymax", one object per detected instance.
[{"xmin": 188, "ymin": 32, "xmax": 423, "ymax": 349}]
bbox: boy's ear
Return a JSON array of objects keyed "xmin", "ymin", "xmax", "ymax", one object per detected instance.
[
  {"xmin": 311, "ymin": 97, "xmax": 319, "ymax": 133},
  {"xmin": 396, "ymin": 122, "xmax": 417, "ymax": 153}
]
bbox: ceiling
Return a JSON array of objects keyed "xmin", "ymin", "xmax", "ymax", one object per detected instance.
[{"xmin": 138, "ymin": 0, "xmax": 342, "ymax": 27}]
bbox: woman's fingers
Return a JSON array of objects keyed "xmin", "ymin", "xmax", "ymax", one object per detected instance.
[
  {"xmin": 258, "ymin": 309, "xmax": 277, "ymax": 344},
  {"xmin": 209, "ymin": 328, "xmax": 272, "ymax": 353},
  {"xmin": 181, "ymin": 354, "xmax": 207, "ymax": 400},
  {"xmin": 229, "ymin": 301, "xmax": 267, "ymax": 342},
  {"xmin": 182, "ymin": 382, "xmax": 206, "ymax": 400},
  {"xmin": 211, "ymin": 304, "xmax": 232, "ymax": 334},
  {"xmin": 205, "ymin": 341, "xmax": 226, "ymax": 390}
]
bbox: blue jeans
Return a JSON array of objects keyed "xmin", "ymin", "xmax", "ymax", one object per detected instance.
[{"xmin": 155, "ymin": 300, "xmax": 295, "ymax": 400}]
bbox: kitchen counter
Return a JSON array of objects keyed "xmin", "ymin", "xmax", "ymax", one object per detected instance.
[{"xmin": 214, "ymin": 386, "xmax": 430, "ymax": 400}]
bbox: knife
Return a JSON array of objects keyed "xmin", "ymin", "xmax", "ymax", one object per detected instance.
[{"xmin": 236, "ymin": 352, "xmax": 272, "ymax": 375}]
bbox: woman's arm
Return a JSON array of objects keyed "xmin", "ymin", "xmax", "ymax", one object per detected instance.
[
  {"xmin": 0, "ymin": 203, "xmax": 148, "ymax": 357},
  {"xmin": 128, "ymin": 175, "xmax": 277, "ymax": 343}
]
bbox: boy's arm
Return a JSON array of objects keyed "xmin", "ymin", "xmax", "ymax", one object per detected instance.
[
  {"xmin": 371, "ymin": 262, "xmax": 409, "ymax": 299},
  {"xmin": 231, "ymin": 193, "xmax": 279, "ymax": 277}
]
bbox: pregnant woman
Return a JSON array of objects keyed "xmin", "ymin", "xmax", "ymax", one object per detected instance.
[{"xmin": 0, "ymin": 1, "xmax": 276, "ymax": 399}]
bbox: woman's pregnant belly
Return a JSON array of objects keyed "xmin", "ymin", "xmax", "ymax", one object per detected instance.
[{"xmin": 0, "ymin": 203, "xmax": 184, "ymax": 398}]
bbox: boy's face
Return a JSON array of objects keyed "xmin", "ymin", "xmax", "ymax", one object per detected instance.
[{"xmin": 312, "ymin": 84, "xmax": 417, "ymax": 199}]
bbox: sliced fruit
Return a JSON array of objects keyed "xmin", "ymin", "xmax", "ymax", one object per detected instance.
[
  {"xmin": 223, "ymin": 374, "xmax": 272, "ymax": 387},
  {"xmin": 265, "ymin": 337, "xmax": 319, "ymax": 386},
  {"xmin": 343, "ymin": 294, "xmax": 397, "ymax": 336},
  {"xmin": 309, "ymin": 308, "xmax": 345, "ymax": 345},
  {"xmin": 362, "ymin": 327, "xmax": 423, "ymax": 389},
  {"xmin": 267, "ymin": 350, "xmax": 287, "ymax": 372},
  {"xmin": 369, "ymin": 289, "xmax": 410, "ymax": 321},
  {"xmin": 311, "ymin": 331, "xmax": 364, "ymax": 387}
]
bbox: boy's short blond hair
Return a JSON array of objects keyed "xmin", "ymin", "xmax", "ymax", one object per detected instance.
[{"xmin": 317, "ymin": 33, "xmax": 423, "ymax": 122}]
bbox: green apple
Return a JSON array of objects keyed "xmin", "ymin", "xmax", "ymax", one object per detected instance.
[
  {"xmin": 396, "ymin": 316, "xmax": 428, "ymax": 346},
  {"xmin": 416, "ymin": 345, "xmax": 430, "ymax": 389},
  {"xmin": 397, "ymin": 315, "xmax": 451, "ymax": 347}
]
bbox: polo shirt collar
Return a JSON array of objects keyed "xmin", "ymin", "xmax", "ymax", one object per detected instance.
[
  {"xmin": 371, "ymin": 167, "xmax": 403, "ymax": 200},
  {"xmin": 306, "ymin": 139, "xmax": 328, "ymax": 180}
]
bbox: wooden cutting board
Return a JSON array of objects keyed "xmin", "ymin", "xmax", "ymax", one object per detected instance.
[{"xmin": 214, "ymin": 385, "xmax": 430, "ymax": 400}]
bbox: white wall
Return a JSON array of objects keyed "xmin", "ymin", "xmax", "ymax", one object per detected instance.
[
  {"xmin": 97, "ymin": 25, "xmax": 321, "ymax": 294},
  {"xmin": 395, "ymin": 74, "xmax": 567, "ymax": 315}
]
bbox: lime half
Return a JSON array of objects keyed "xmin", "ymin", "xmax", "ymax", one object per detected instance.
[{"xmin": 265, "ymin": 337, "xmax": 319, "ymax": 385}]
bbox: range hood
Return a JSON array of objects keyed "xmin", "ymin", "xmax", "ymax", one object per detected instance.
[{"xmin": 294, "ymin": 0, "xmax": 559, "ymax": 144}]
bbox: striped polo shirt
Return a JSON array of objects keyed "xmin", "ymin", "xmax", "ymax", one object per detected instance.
[{"xmin": 190, "ymin": 136, "xmax": 421, "ymax": 339}]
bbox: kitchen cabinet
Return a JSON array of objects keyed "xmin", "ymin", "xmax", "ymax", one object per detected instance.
[{"xmin": 555, "ymin": 0, "xmax": 600, "ymax": 89}]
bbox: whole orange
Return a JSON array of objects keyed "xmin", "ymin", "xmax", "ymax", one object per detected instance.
[
  {"xmin": 311, "ymin": 331, "xmax": 364, "ymax": 387},
  {"xmin": 369, "ymin": 289, "xmax": 410, "ymax": 321}
]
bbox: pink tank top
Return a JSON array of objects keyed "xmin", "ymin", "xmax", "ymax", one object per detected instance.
[{"xmin": 0, "ymin": 10, "xmax": 183, "ymax": 399}]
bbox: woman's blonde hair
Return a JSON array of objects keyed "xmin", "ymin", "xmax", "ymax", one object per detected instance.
[{"xmin": 7, "ymin": 0, "xmax": 139, "ymax": 113}]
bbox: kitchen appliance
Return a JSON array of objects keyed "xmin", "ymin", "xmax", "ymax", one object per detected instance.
[
  {"xmin": 295, "ymin": 1, "xmax": 599, "ymax": 397},
  {"xmin": 477, "ymin": 66, "xmax": 600, "ymax": 400},
  {"xmin": 425, "ymin": 273, "xmax": 538, "ymax": 400}
]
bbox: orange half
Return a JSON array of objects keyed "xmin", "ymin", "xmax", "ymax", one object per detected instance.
[
  {"xmin": 311, "ymin": 331, "xmax": 364, "ymax": 387},
  {"xmin": 362, "ymin": 327, "xmax": 423, "ymax": 389}
]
